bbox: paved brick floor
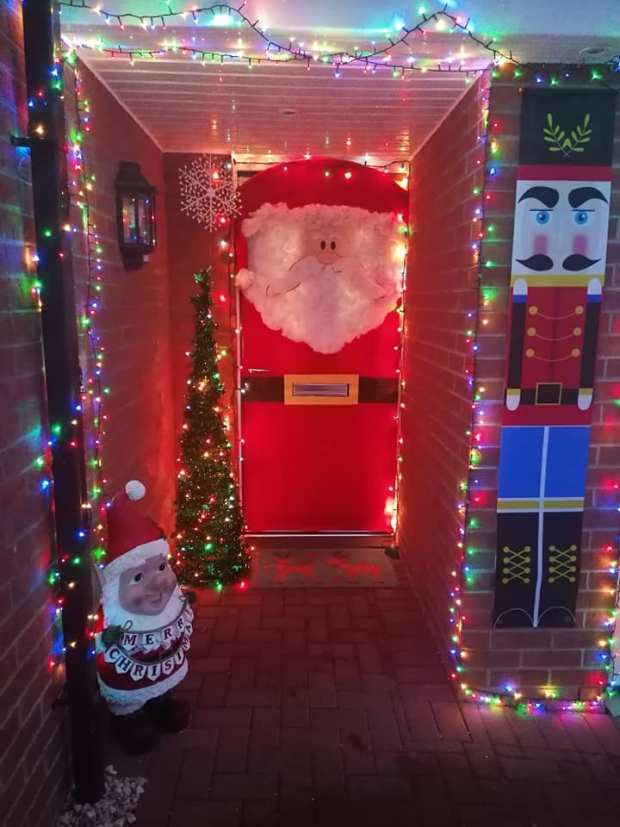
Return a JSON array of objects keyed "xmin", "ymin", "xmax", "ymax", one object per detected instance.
[{"xmin": 110, "ymin": 582, "xmax": 620, "ymax": 827}]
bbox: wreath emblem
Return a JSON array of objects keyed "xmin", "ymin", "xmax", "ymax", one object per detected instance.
[{"xmin": 543, "ymin": 113, "xmax": 592, "ymax": 156}]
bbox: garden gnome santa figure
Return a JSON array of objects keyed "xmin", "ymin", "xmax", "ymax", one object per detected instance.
[{"xmin": 96, "ymin": 480, "xmax": 193, "ymax": 754}]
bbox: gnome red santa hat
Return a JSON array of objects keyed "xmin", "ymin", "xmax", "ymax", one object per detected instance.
[{"xmin": 103, "ymin": 480, "xmax": 169, "ymax": 585}]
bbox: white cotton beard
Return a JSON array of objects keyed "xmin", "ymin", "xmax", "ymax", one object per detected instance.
[
  {"xmin": 101, "ymin": 583, "xmax": 187, "ymax": 634},
  {"xmin": 244, "ymin": 255, "xmax": 397, "ymax": 354},
  {"xmin": 239, "ymin": 203, "xmax": 404, "ymax": 354}
]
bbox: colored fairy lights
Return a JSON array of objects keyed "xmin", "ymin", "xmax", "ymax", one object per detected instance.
[
  {"xmin": 59, "ymin": 1, "xmax": 521, "ymax": 78},
  {"xmin": 44, "ymin": 50, "xmax": 109, "ymax": 667},
  {"xmin": 174, "ymin": 267, "xmax": 250, "ymax": 587}
]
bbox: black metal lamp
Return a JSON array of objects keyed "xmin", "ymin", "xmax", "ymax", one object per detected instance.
[{"xmin": 115, "ymin": 161, "xmax": 156, "ymax": 269}]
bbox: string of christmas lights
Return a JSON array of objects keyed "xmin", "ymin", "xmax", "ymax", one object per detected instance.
[
  {"xmin": 58, "ymin": 1, "xmax": 519, "ymax": 76},
  {"xmin": 45, "ymin": 51, "xmax": 109, "ymax": 667},
  {"xmin": 388, "ymin": 191, "xmax": 411, "ymax": 538}
]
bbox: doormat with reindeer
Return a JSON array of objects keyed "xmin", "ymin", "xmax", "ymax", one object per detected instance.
[{"xmin": 250, "ymin": 548, "xmax": 399, "ymax": 588}]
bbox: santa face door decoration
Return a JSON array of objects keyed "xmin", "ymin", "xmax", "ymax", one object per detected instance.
[
  {"xmin": 492, "ymin": 89, "xmax": 616, "ymax": 629},
  {"xmin": 235, "ymin": 159, "xmax": 408, "ymax": 532}
]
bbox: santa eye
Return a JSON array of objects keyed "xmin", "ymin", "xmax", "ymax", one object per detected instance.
[
  {"xmin": 534, "ymin": 210, "xmax": 551, "ymax": 225},
  {"xmin": 132, "ymin": 573, "xmax": 143, "ymax": 583},
  {"xmin": 330, "ymin": 241, "xmax": 336, "ymax": 250},
  {"xmin": 574, "ymin": 211, "xmax": 590, "ymax": 225},
  {"xmin": 158, "ymin": 562, "xmax": 166, "ymax": 571},
  {"xmin": 320, "ymin": 240, "xmax": 326, "ymax": 250}
]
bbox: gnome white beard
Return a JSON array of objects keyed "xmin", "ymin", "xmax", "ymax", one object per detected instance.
[
  {"xmin": 243, "ymin": 254, "xmax": 397, "ymax": 354},
  {"xmin": 102, "ymin": 581, "xmax": 187, "ymax": 634}
]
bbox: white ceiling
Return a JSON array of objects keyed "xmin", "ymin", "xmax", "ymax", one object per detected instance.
[{"xmin": 59, "ymin": 0, "xmax": 620, "ymax": 162}]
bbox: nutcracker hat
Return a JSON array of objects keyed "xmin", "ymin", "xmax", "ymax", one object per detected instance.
[{"xmin": 103, "ymin": 480, "xmax": 168, "ymax": 584}]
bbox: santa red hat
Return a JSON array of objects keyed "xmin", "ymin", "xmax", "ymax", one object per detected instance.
[{"xmin": 103, "ymin": 480, "xmax": 168, "ymax": 583}]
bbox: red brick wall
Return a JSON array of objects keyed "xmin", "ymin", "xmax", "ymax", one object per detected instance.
[
  {"xmin": 0, "ymin": 3, "xmax": 69, "ymax": 824},
  {"xmin": 163, "ymin": 154, "xmax": 236, "ymax": 442},
  {"xmin": 69, "ymin": 63, "xmax": 176, "ymax": 531},
  {"xmin": 463, "ymin": 69, "xmax": 620, "ymax": 700},
  {"xmin": 398, "ymin": 78, "xmax": 489, "ymax": 661}
]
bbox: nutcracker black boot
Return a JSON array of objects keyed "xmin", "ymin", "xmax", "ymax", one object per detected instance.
[
  {"xmin": 145, "ymin": 691, "xmax": 190, "ymax": 733},
  {"xmin": 110, "ymin": 707, "xmax": 159, "ymax": 755}
]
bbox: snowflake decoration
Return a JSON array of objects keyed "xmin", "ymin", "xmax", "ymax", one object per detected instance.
[{"xmin": 178, "ymin": 154, "xmax": 241, "ymax": 231}]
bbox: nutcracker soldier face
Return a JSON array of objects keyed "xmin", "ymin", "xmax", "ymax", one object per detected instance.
[{"xmin": 512, "ymin": 180, "xmax": 611, "ymax": 277}]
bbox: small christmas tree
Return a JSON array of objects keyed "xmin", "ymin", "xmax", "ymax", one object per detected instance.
[{"xmin": 174, "ymin": 269, "xmax": 250, "ymax": 587}]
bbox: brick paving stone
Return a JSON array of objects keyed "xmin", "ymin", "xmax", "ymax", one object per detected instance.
[
  {"xmin": 192, "ymin": 657, "xmax": 232, "ymax": 674},
  {"xmin": 504, "ymin": 711, "xmax": 547, "ymax": 749},
  {"xmin": 457, "ymin": 804, "xmax": 527, "ymax": 827},
  {"xmin": 227, "ymin": 689, "xmax": 281, "ymax": 707},
  {"xmin": 346, "ymin": 773, "xmax": 382, "ymax": 799},
  {"xmin": 241, "ymin": 800, "xmax": 279, "ymax": 827},
  {"xmin": 366, "ymin": 701, "xmax": 403, "ymax": 751},
  {"xmin": 560, "ymin": 713, "xmax": 604, "ymax": 753},
  {"xmin": 279, "ymin": 772, "xmax": 314, "ymax": 801},
  {"xmin": 313, "ymin": 749, "xmax": 346, "ymax": 797},
  {"xmin": 341, "ymin": 729, "xmax": 376, "ymax": 774},
  {"xmin": 209, "ymin": 773, "xmax": 279, "ymax": 800},
  {"xmin": 177, "ymin": 755, "xmax": 218, "ymax": 801},
  {"xmin": 459, "ymin": 703, "xmax": 491, "ymax": 745},
  {"xmin": 228, "ymin": 658, "xmax": 256, "ymax": 690},
  {"xmin": 123, "ymin": 584, "xmax": 620, "ymax": 827},
  {"xmin": 215, "ymin": 727, "xmax": 250, "ymax": 773},
  {"xmin": 356, "ymin": 643, "xmax": 384, "ymax": 673},
  {"xmin": 195, "ymin": 708, "xmax": 253, "ymax": 728},
  {"xmin": 477, "ymin": 706, "xmax": 520, "ymax": 745},
  {"xmin": 277, "ymin": 801, "xmax": 317, "ymax": 827},
  {"xmin": 169, "ymin": 800, "xmax": 242, "ymax": 827},
  {"xmin": 430, "ymin": 700, "xmax": 471, "ymax": 741},
  {"xmin": 401, "ymin": 697, "xmax": 440, "ymax": 740},
  {"xmin": 464, "ymin": 743, "xmax": 502, "ymax": 778},
  {"xmin": 198, "ymin": 673, "xmax": 230, "ymax": 708},
  {"xmin": 281, "ymin": 700, "xmax": 310, "ymax": 727},
  {"xmin": 584, "ymin": 712, "xmax": 620, "ymax": 755}
]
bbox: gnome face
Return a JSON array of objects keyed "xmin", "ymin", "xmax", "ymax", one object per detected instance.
[
  {"xmin": 118, "ymin": 553, "xmax": 178, "ymax": 616},
  {"xmin": 237, "ymin": 203, "xmax": 405, "ymax": 354}
]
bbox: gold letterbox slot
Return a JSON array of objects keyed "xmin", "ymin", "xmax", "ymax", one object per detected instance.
[{"xmin": 284, "ymin": 374, "xmax": 359, "ymax": 406}]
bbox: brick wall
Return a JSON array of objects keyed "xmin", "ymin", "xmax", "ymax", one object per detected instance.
[
  {"xmin": 0, "ymin": 3, "xmax": 69, "ymax": 824},
  {"xmin": 69, "ymin": 63, "xmax": 176, "ymax": 531},
  {"xmin": 462, "ymin": 68, "xmax": 620, "ymax": 700},
  {"xmin": 398, "ymin": 78, "xmax": 489, "ymax": 662}
]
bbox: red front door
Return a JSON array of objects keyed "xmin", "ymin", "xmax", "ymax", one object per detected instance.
[{"xmin": 235, "ymin": 159, "xmax": 408, "ymax": 534}]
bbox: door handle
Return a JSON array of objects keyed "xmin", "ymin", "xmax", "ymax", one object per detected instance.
[{"xmin": 247, "ymin": 368, "xmax": 270, "ymax": 373}]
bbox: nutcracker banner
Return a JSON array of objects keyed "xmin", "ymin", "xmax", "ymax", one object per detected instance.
[{"xmin": 492, "ymin": 89, "xmax": 617, "ymax": 629}]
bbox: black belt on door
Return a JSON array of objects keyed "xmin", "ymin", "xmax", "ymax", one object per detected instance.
[{"xmin": 242, "ymin": 375, "xmax": 398, "ymax": 404}]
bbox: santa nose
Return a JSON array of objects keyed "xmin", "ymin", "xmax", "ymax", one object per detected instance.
[{"xmin": 318, "ymin": 241, "xmax": 340, "ymax": 264}]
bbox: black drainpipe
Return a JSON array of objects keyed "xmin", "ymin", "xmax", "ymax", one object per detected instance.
[{"xmin": 20, "ymin": 0, "xmax": 104, "ymax": 804}]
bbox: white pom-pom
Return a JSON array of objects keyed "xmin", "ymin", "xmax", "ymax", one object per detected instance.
[{"xmin": 125, "ymin": 480, "xmax": 145, "ymax": 501}]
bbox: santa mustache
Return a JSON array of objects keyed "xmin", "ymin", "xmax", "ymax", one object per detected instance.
[{"xmin": 517, "ymin": 253, "xmax": 600, "ymax": 272}]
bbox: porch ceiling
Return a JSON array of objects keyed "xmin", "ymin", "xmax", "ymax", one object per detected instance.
[{"xmin": 59, "ymin": 0, "xmax": 620, "ymax": 163}]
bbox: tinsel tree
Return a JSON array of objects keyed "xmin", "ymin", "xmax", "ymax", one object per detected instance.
[{"xmin": 174, "ymin": 268, "xmax": 250, "ymax": 587}]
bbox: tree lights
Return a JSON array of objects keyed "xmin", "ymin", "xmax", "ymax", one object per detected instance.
[{"xmin": 174, "ymin": 269, "xmax": 251, "ymax": 587}]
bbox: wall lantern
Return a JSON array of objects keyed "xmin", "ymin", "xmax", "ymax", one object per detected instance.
[{"xmin": 115, "ymin": 161, "xmax": 156, "ymax": 269}]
